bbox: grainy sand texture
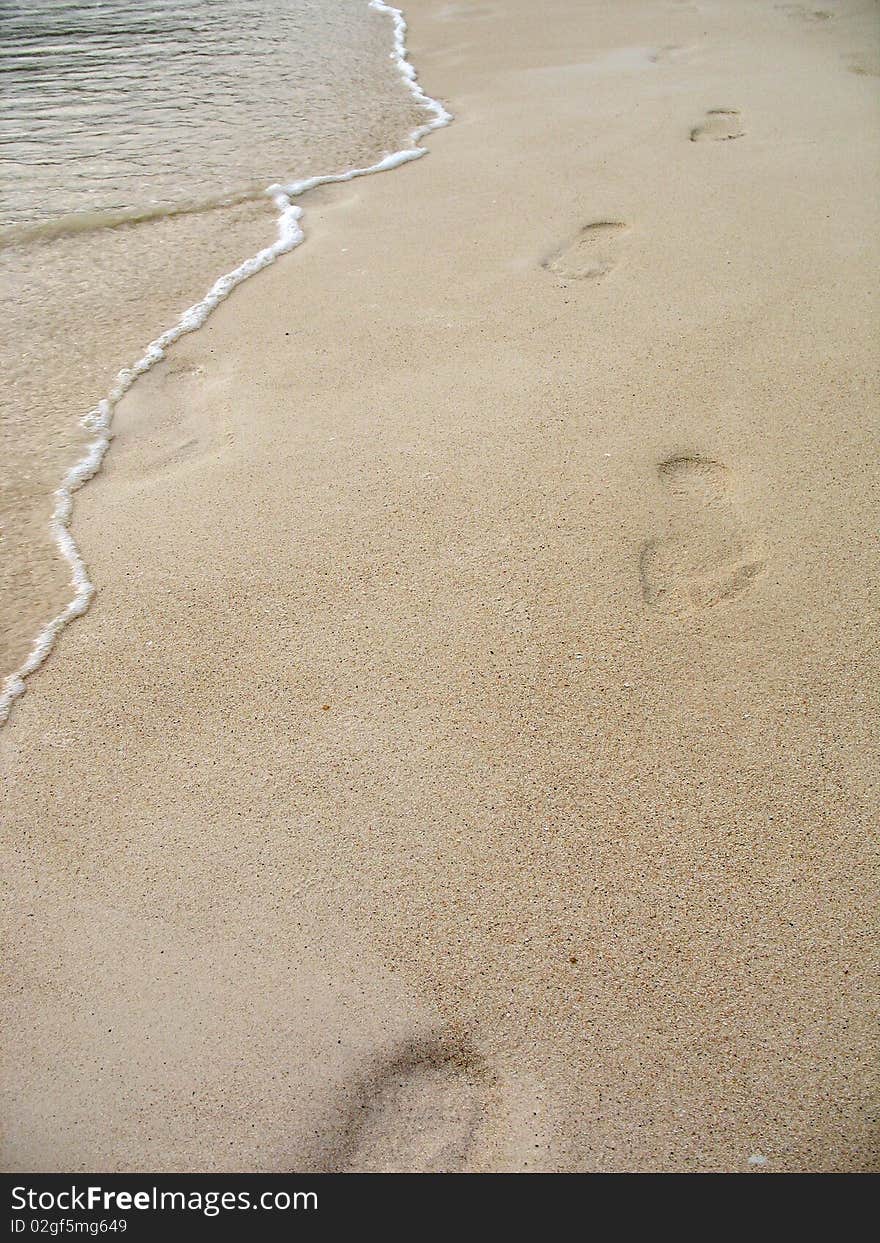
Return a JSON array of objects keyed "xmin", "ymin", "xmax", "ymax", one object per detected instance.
[{"xmin": 2, "ymin": 0, "xmax": 879, "ymax": 1172}]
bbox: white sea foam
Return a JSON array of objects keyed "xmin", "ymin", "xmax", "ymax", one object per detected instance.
[{"xmin": 0, "ymin": 2, "xmax": 451, "ymax": 727}]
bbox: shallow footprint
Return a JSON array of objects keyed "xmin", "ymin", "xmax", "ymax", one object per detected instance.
[
  {"xmin": 844, "ymin": 51, "xmax": 880, "ymax": 77},
  {"xmin": 776, "ymin": 4, "xmax": 833, "ymax": 21},
  {"xmin": 639, "ymin": 454, "xmax": 765, "ymax": 615},
  {"xmin": 543, "ymin": 221, "xmax": 628, "ymax": 281},
  {"xmin": 164, "ymin": 358, "xmax": 206, "ymax": 383},
  {"xmin": 690, "ymin": 109, "xmax": 744, "ymax": 142},
  {"xmin": 339, "ymin": 1037, "xmax": 487, "ymax": 1172}
]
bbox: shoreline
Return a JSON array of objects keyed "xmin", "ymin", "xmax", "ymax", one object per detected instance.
[
  {"xmin": 0, "ymin": 1, "xmax": 450, "ymax": 727},
  {"xmin": 2, "ymin": 0, "xmax": 878, "ymax": 1172}
]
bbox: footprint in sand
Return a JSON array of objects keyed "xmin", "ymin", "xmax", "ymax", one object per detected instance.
[
  {"xmin": 690, "ymin": 109, "xmax": 744, "ymax": 142},
  {"xmin": 339, "ymin": 1037, "xmax": 488, "ymax": 1172},
  {"xmin": 139, "ymin": 358, "xmax": 234, "ymax": 476},
  {"xmin": 639, "ymin": 455, "xmax": 766, "ymax": 615},
  {"xmin": 776, "ymin": 4, "xmax": 833, "ymax": 21},
  {"xmin": 648, "ymin": 44, "xmax": 691, "ymax": 63},
  {"xmin": 165, "ymin": 358, "xmax": 206, "ymax": 382},
  {"xmin": 844, "ymin": 51, "xmax": 880, "ymax": 77},
  {"xmin": 543, "ymin": 222, "xmax": 628, "ymax": 281}
]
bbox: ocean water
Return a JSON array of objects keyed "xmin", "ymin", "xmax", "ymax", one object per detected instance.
[
  {"xmin": 0, "ymin": 0, "xmax": 439, "ymax": 720},
  {"xmin": 1, "ymin": 0, "xmax": 423, "ymax": 239}
]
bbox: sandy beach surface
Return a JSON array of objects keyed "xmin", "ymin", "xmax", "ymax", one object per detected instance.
[{"xmin": 2, "ymin": 0, "xmax": 878, "ymax": 1172}]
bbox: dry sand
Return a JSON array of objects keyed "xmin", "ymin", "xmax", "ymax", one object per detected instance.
[{"xmin": 2, "ymin": 0, "xmax": 879, "ymax": 1172}]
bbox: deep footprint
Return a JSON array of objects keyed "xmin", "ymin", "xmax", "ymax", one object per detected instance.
[
  {"xmin": 543, "ymin": 221, "xmax": 628, "ymax": 280},
  {"xmin": 657, "ymin": 454, "xmax": 730, "ymax": 501},
  {"xmin": 339, "ymin": 1037, "xmax": 487, "ymax": 1173},
  {"xmin": 690, "ymin": 109, "xmax": 744, "ymax": 142},
  {"xmin": 640, "ymin": 454, "xmax": 765, "ymax": 614}
]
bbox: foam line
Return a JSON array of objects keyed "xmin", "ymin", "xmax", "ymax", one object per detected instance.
[{"xmin": 0, "ymin": 2, "xmax": 451, "ymax": 727}]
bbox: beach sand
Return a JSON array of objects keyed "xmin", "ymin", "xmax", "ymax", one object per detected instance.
[{"xmin": 2, "ymin": 0, "xmax": 878, "ymax": 1171}]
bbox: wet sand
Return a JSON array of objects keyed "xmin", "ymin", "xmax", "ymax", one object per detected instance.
[{"xmin": 2, "ymin": 0, "xmax": 878, "ymax": 1171}]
